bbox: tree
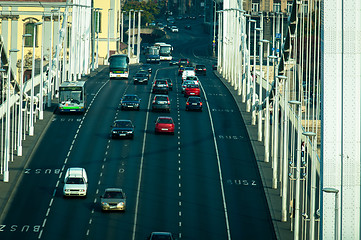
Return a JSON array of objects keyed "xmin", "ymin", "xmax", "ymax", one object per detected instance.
[{"xmin": 123, "ymin": 1, "xmax": 161, "ymax": 24}]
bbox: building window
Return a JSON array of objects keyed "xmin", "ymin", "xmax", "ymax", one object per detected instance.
[
  {"xmin": 25, "ymin": 22, "xmax": 40, "ymax": 47},
  {"xmin": 273, "ymin": 3, "xmax": 281, "ymax": 12},
  {"xmin": 252, "ymin": 3, "xmax": 259, "ymax": 12},
  {"xmin": 287, "ymin": 2, "xmax": 293, "ymax": 13}
]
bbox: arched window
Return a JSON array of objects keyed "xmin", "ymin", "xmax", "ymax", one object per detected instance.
[{"xmin": 24, "ymin": 18, "xmax": 39, "ymax": 47}]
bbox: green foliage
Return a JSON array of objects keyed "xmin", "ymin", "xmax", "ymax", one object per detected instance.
[{"xmin": 122, "ymin": 1, "xmax": 160, "ymax": 24}]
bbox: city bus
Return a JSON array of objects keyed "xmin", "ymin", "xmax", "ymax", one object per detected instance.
[
  {"xmin": 154, "ymin": 42, "xmax": 173, "ymax": 61},
  {"xmin": 146, "ymin": 46, "xmax": 160, "ymax": 64},
  {"xmin": 58, "ymin": 81, "xmax": 87, "ymax": 113},
  {"xmin": 108, "ymin": 54, "xmax": 130, "ymax": 79}
]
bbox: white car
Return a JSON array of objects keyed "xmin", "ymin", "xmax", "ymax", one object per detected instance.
[
  {"xmin": 182, "ymin": 70, "xmax": 196, "ymax": 81},
  {"xmin": 63, "ymin": 168, "xmax": 88, "ymax": 197},
  {"xmin": 171, "ymin": 26, "xmax": 179, "ymax": 32}
]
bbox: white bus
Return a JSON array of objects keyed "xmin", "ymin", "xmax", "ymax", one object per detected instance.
[
  {"xmin": 109, "ymin": 54, "xmax": 130, "ymax": 79},
  {"xmin": 58, "ymin": 81, "xmax": 86, "ymax": 113},
  {"xmin": 154, "ymin": 42, "xmax": 173, "ymax": 61}
]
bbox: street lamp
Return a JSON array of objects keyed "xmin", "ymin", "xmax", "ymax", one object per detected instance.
[
  {"xmin": 303, "ymin": 131, "xmax": 317, "ymax": 240},
  {"xmin": 94, "ymin": 8, "xmax": 101, "ymax": 69},
  {"xmin": 17, "ymin": 34, "xmax": 32, "ymax": 156},
  {"xmin": 257, "ymin": 38, "xmax": 267, "ymax": 142},
  {"xmin": 322, "ymin": 188, "xmax": 340, "ymax": 240},
  {"xmin": 121, "ymin": 11, "xmax": 126, "ymax": 43},
  {"xmin": 39, "ymin": 17, "xmax": 45, "ymax": 120},
  {"xmin": 136, "ymin": 10, "xmax": 143, "ymax": 63},
  {"xmin": 261, "ymin": 40, "xmax": 271, "ymax": 163},
  {"xmin": 212, "ymin": 0, "xmax": 217, "ymax": 57},
  {"xmin": 128, "ymin": 10, "xmax": 133, "ymax": 59},
  {"xmin": 252, "ymin": 27, "xmax": 262, "ymax": 125},
  {"xmin": 289, "ymin": 99, "xmax": 302, "ymax": 240},
  {"xmin": 30, "ymin": 22, "xmax": 43, "ymax": 136},
  {"xmin": 246, "ymin": 19, "xmax": 256, "ymax": 111},
  {"xmin": 4, "ymin": 49, "xmax": 19, "ymax": 182},
  {"xmin": 107, "ymin": 8, "xmax": 113, "ymax": 63},
  {"xmin": 132, "ymin": 10, "xmax": 136, "ymax": 55}
]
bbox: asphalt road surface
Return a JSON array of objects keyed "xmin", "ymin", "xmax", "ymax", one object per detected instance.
[{"xmin": 0, "ymin": 17, "xmax": 276, "ymax": 240}]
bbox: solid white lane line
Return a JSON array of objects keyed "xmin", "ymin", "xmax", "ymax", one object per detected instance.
[
  {"xmin": 201, "ymin": 83, "xmax": 232, "ymax": 240},
  {"xmin": 132, "ymin": 68, "xmax": 160, "ymax": 240}
]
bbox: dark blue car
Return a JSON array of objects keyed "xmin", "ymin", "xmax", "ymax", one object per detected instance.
[{"xmin": 111, "ymin": 120, "xmax": 135, "ymax": 139}]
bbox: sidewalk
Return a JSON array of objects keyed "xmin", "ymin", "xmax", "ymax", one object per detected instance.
[
  {"xmin": 214, "ymin": 71, "xmax": 293, "ymax": 240},
  {"xmin": 0, "ymin": 66, "xmax": 107, "ymax": 223}
]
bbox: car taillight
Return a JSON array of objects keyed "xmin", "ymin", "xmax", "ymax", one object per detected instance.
[
  {"xmin": 186, "ymin": 102, "xmax": 189, "ymax": 105},
  {"xmin": 153, "ymin": 100, "xmax": 155, "ymax": 104},
  {"xmin": 200, "ymin": 102, "xmax": 203, "ymax": 106},
  {"xmin": 167, "ymin": 101, "xmax": 170, "ymax": 104}
]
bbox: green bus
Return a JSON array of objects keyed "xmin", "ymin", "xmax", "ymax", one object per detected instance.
[{"xmin": 58, "ymin": 81, "xmax": 86, "ymax": 113}]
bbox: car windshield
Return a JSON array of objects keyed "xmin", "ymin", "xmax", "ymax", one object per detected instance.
[
  {"xmin": 158, "ymin": 118, "xmax": 173, "ymax": 124},
  {"xmin": 104, "ymin": 191, "xmax": 123, "ymax": 199},
  {"xmin": 66, "ymin": 177, "xmax": 84, "ymax": 184},
  {"xmin": 123, "ymin": 96, "xmax": 138, "ymax": 101},
  {"xmin": 115, "ymin": 121, "xmax": 132, "ymax": 128}
]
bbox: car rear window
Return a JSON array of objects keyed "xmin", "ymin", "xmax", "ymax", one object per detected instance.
[
  {"xmin": 188, "ymin": 97, "xmax": 200, "ymax": 103},
  {"xmin": 158, "ymin": 118, "xmax": 173, "ymax": 124},
  {"xmin": 155, "ymin": 96, "xmax": 168, "ymax": 101}
]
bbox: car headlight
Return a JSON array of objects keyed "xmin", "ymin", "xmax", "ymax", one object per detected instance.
[
  {"xmin": 101, "ymin": 202, "xmax": 109, "ymax": 207},
  {"xmin": 117, "ymin": 202, "xmax": 125, "ymax": 207},
  {"xmin": 112, "ymin": 131, "xmax": 117, "ymax": 133}
]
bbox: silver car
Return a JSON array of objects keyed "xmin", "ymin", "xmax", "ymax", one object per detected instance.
[{"xmin": 100, "ymin": 188, "xmax": 126, "ymax": 211}]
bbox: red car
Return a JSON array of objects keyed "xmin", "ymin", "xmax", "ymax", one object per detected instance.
[
  {"xmin": 184, "ymin": 84, "xmax": 201, "ymax": 97},
  {"xmin": 155, "ymin": 116, "xmax": 175, "ymax": 134}
]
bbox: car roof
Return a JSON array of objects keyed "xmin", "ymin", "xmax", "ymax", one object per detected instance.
[
  {"xmin": 124, "ymin": 94, "xmax": 138, "ymax": 97},
  {"xmin": 115, "ymin": 119, "xmax": 132, "ymax": 123},
  {"xmin": 104, "ymin": 188, "xmax": 123, "ymax": 192},
  {"xmin": 154, "ymin": 94, "xmax": 169, "ymax": 98},
  {"xmin": 157, "ymin": 116, "xmax": 173, "ymax": 120}
]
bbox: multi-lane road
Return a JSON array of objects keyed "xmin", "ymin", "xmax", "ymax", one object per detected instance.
[{"xmin": 0, "ymin": 18, "xmax": 276, "ymax": 240}]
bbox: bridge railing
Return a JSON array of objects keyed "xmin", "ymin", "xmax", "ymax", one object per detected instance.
[{"xmin": 217, "ymin": 0, "xmax": 322, "ymax": 239}]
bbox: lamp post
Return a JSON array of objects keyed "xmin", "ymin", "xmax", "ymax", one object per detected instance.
[
  {"xmin": 94, "ymin": 8, "xmax": 101, "ymax": 69},
  {"xmin": 107, "ymin": 8, "xmax": 113, "ymax": 63},
  {"xmin": 246, "ymin": 19, "xmax": 256, "ymax": 111},
  {"xmin": 289, "ymin": 100, "xmax": 302, "ymax": 240},
  {"xmin": 303, "ymin": 131, "xmax": 317, "ymax": 240},
  {"xmin": 136, "ymin": 10, "xmax": 142, "ymax": 63},
  {"xmin": 30, "ymin": 22, "xmax": 43, "ymax": 136},
  {"xmin": 212, "ymin": 0, "xmax": 217, "ymax": 57},
  {"xmin": 17, "ymin": 34, "xmax": 31, "ymax": 156},
  {"xmin": 322, "ymin": 188, "xmax": 340, "ymax": 240},
  {"xmin": 128, "ymin": 10, "xmax": 133, "ymax": 59},
  {"xmin": 4, "ymin": 49, "xmax": 19, "ymax": 182},
  {"xmin": 39, "ymin": 17, "xmax": 45, "ymax": 120},
  {"xmin": 252, "ymin": 27, "xmax": 262, "ymax": 125},
  {"xmin": 121, "ymin": 11, "xmax": 126, "ymax": 43},
  {"xmin": 132, "ymin": 10, "xmax": 136, "ymax": 55},
  {"xmin": 260, "ymin": 40, "xmax": 270, "ymax": 162},
  {"xmin": 257, "ymin": 38, "xmax": 267, "ymax": 142},
  {"xmin": 48, "ymin": 9, "xmax": 58, "ymax": 107}
]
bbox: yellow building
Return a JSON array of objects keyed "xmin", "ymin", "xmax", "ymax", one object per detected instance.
[{"xmin": 0, "ymin": 0, "xmax": 121, "ymax": 82}]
